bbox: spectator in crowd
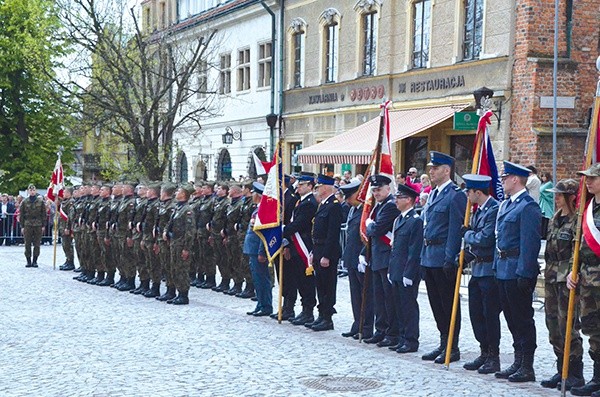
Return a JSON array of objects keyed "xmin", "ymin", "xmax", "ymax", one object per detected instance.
[
  {"xmin": 343, "ymin": 170, "xmax": 352, "ymax": 182},
  {"xmin": 539, "ymin": 172, "xmax": 554, "ymax": 238},
  {"xmin": 526, "ymin": 165, "xmax": 542, "ymax": 203},
  {"xmin": 1, "ymin": 194, "xmax": 15, "ymax": 246},
  {"xmin": 407, "ymin": 167, "xmax": 419, "ymax": 183},
  {"xmin": 355, "ymin": 174, "xmax": 364, "ymax": 182},
  {"xmin": 395, "ymin": 172, "xmax": 406, "ymax": 185}
]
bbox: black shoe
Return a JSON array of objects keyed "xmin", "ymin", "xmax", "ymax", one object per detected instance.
[
  {"xmin": 495, "ymin": 352, "xmax": 523, "ymax": 379},
  {"xmin": 397, "ymin": 344, "xmax": 418, "ymax": 353},
  {"xmin": 304, "ymin": 316, "xmax": 323, "ymax": 328},
  {"xmin": 237, "ymin": 290, "xmax": 255, "ymax": 299},
  {"xmin": 312, "ymin": 319, "xmax": 334, "ymax": 331},
  {"xmin": 541, "ymin": 373, "xmax": 561, "ymax": 389},
  {"xmin": 422, "ymin": 346, "xmax": 444, "ymax": 361},
  {"xmin": 341, "ymin": 331, "xmax": 357, "ymax": 338},
  {"xmin": 508, "ymin": 366, "xmax": 536, "ymax": 383},
  {"xmin": 363, "ymin": 334, "xmax": 385, "ymax": 344},
  {"xmin": 143, "ymin": 283, "xmax": 160, "ymax": 298},
  {"xmin": 247, "ymin": 308, "xmax": 261, "ymax": 315},
  {"xmin": 201, "ymin": 277, "xmax": 216, "ymax": 289},
  {"xmin": 251, "ymin": 296, "xmax": 258, "ymax": 302},
  {"xmin": 253, "ymin": 310, "xmax": 272, "ymax": 317},
  {"xmin": 74, "ymin": 267, "xmax": 82, "ymax": 273},
  {"xmin": 97, "ymin": 276, "xmax": 114, "ymax": 287},
  {"xmin": 572, "ymin": 379, "xmax": 600, "ymax": 396},
  {"xmin": 272, "ymin": 310, "xmax": 295, "ymax": 321},
  {"xmin": 464, "ymin": 352, "xmax": 488, "ymax": 371},
  {"xmin": 156, "ymin": 287, "xmax": 176, "ymax": 302},
  {"xmin": 171, "ymin": 295, "xmax": 189, "ymax": 305},
  {"xmin": 478, "ymin": 355, "xmax": 501, "ymax": 374},
  {"xmin": 434, "ymin": 348, "xmax": 460, "ymax": 364},
  {"xmin": 377, "ymin": 338, "xmax": 398, "ymax": 348},
  {"xmin": 353, "ymin": 333, "xmax": 373, "ymax": 341},
  {"xmin": 290, "ymin": 311, "xmax": 314, "ymax": 326}
]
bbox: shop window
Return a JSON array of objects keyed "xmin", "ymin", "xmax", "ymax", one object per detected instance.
[{"xmin": 403, "ymin": 137, "xmax": 428, "ymax": 176}]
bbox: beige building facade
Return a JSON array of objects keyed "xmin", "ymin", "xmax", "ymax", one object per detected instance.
[{"xmin": 284, "ymin": 0, "xmax": 514, "ymax": 179}]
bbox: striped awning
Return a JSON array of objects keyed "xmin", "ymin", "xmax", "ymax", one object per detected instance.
[{"xmin": 296, "ymin": 104, "xmax": 468, "ymax": 165}]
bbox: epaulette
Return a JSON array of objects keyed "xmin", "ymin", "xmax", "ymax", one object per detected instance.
[
  {"xmin": 413, "ymin": 214, "xmax": 419, "ymax": 218},
  {"xmin": 453, "ymin": 185, "xmax": 462, "ymax": 191},
  {"xmin": 333, "ymin": 199, "xmax": 339, "ymax": 204}
]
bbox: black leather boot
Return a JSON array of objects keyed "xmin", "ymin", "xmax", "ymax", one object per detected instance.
[
  {"xmin": 435, "ymin": 347, "xmax": 460, "ymax": 364},
  {"xmin": 97, "ymin": 271, "xmax": 114, "ymax": 287},
  {"xmin": 559, "ymin": 357, "xmax": 585, "ymax": 391},
  {"xmin": 571, "ymin": 356, "xmax": 600, "ymax": 396},
  {"xmin": 312, "ymin": 315, "xmax": 334, "ymax": 331},
  {"xmin": 201, "ymin": 274, "xmax": 216, "ymax": 289},
  {"xmin": 212, "ymin": 278, "xmax": 230, "ymax": 292},
  {"xmin": 25, "ymin": 256, "xmax": 32, "ymax": 268},
  {"xmin": 495, "ymin": 351, "xmax": 522, "ymax": 379},
  {"xmin": 171, "ymin": 290, "xmax": 190, "ymax": 305},
  {"xmin": 291, "ymin": 308, "xmax": 314, "ymax": 326},
  {"xmin": 194, "ymin": 274, "xmax": 205, "ymax": 288},
  {"xmin": 157, "ymin": 286, "xmax": 176, "ymax": 301},
  {"xmin": 464, "ymin": 348, "xmax": 488, "ymax": 370},
  {"xmin": 541, "ymin": 356, "xmax": 562, "ymax": 389},
  {"xmin": 118, "ymin": 277, "xmax": 136, "ymax": 291},
  {"xmin": 112, "ymin": 274, "xmax": 125, "ymax": 288},
  {"xmin": 132, "ymin": 279, "xmax": 149, "ymax": 294},
  {"xmin": 88, "ymin": 271, "xmax": 105, "ymax": 285},
  {"xmin": 422, "ymin": 335, "xmax": 446, "ymax": 361},
  {"xmin": 508, "ymin": 353, "xmax": 536, "ymax": 382},
  {"xmin": 304, "ymin": 316, "xmax": 323, "ymax": 328},
  {"xmin": 478, "ymin": 348, "xmax": 501, "ymax": 374},
  {"xmin": 32, "ymin": 256, "xmax": 38, "ymax": 267},
  {"xmin": 237, "ymin": 282, "xmax": 255, "ymax": 298},
  {"xmin": 143, "ymin": 282, "xmax": 161, "ymax": 298},
  {"xmin": 226, "ymin": 282, "xmax": 243, "ymax": 296}
]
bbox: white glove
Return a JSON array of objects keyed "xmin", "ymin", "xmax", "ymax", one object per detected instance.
[
  {"xmin": 358, "ymin": 255, "xmax": 368, "ymax": 273},
  {"xmin": 387, "ymin": 273, "xmax": 392, "ymax": 284},
  {"xmin": 403, "ymin": 277, "xmax": 413, "ymax": 287},
  {"xmin": 365, "ymin": 218, "xmax": 374, "ymax": 227}
]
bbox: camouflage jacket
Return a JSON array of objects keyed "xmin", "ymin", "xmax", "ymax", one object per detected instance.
[
  {"xmin": 544, "ymin": 210, "xmax": 576, "ymax": 283},
  {"xmin": 196, "ymin": 195, "xmax": 215, "ymax": 237},
  {"xmin": 580, "ymin": 201, "xmax": 600, "ymax": 287},
  {"xmin": 115, "ymin": 195, "xmax": 136, "ymax": 237},
  {"xmin": 166, "ymin": 201, "xmax": 196, "ymax": 247},
  {"xmin": 132, "ymin": 197, "xmax": 148, "ymax": 240},
  {"xmin": 237, "ymin": 195, "xmax": 256, "ymax": 238},
  {"xmin": 224, "ymin": 196, "xmax": 244, "ymax": 237},
  {"xmin": 156, "ymin": 198, "xmax": 176, "ymax": 243},
  {"xmin": 85, "ymin": 196, "xmax": 101, "ymax": 234},
  {"xmin": 72, "ymin": 197, "xmax": 86, "ymax": 233},
  {"xmin": 108, "ymin": 196, "xmax": 121, "ymax": 238},
  {"xmin": 59, "ymin": 198, "xmax": 73, "ymax": 231},
  {"xmin": 20, "ymin": 195, "xmax": 47, "ymax": 227},
  {"xmin": 210, "ymin": 196, "xmax": 229, "ymax": 236},
  {"xmin": 142, "ymin": 197, "xmax": 160, "ymax": 244},
  {"xmin": 95, "ymin": 197, "xmax": 112, "ymax": 238}
]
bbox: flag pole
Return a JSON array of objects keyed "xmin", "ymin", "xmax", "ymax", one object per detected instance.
[
  {"xmin": 52, "ymin": 149, "xmax": 62, "ymax": 271},
  {"xmin": 358, "ymin": 102, "xmax": 386, "ymax": 342},
  {"xmin": 444, "ymin": 104, "xmax": 487, "ymax": 368},
  {"xmin": 275, "ymin": 133, "xmax": 285, "ymax": 323},
  {"xmin": 560, "ymin": 65, "xmax": 600, "ymax": 397}
]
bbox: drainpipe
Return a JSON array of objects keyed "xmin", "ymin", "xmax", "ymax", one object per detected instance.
[{"xmin": 261, "ymin": 0, "xmax": 276, "ymax": 157}]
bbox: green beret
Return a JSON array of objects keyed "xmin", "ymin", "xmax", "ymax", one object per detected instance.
[
  {"xmin": 181, "ymin": 183, "xmax": 195, "ymax": 195},
  {"xmin": 161, "ymin": 182, "xmax": 177, "ymax": 195}
]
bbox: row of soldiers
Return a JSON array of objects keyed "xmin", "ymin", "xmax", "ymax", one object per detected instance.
[{"xmin": 57, "ymin": 180, "xmax": 259, "ymax": 305}]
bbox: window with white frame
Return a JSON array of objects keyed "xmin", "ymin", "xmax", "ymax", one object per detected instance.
[
  {"xmin": 325, "ymin": 22, "xmax": 338, "ymax": 83},
  {"xmin": 412, "ymin": 0, "xmax": 431, "ymax": 69},
  {"xmin": 220, "ymin": 53, "xmax": 231, "ymax": 94},
  {"xmin": 362, "ymin": 12, "xmax": 377, "ymax": 76},
  {"xmin": 258, "ymin": 42, "xmax": 272, "ymax": 88},
  {"xmin": 237, "ymin": 48, "xmax": 251, "ymax": 91},
  {"xmin": 292, "ymin": 32, "xmax": 305, "ymax": 87},
  {"xmin": 197, "ymin": 60, "xmax": 208, "ymax": 98},
  {"xmin": 463, "ymin": 0, "xmax": 484, "ymax": 61}
]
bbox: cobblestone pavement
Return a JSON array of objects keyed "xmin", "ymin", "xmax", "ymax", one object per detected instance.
[{"xmin": 0, "ymin": 245, "xmax": 589, "ymax": 396}]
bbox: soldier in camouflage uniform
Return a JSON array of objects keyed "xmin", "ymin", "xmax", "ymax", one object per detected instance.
[
  {"xmin": 84, "ymin": 184, "xmax": 103, "ymax": 284},
  {"xmin": 164, "ymin": 185, "xmax": 196, "ymax": 305},
  {"xmin": 107, "ymin": 183, "xmax": 122, "ymax": 287},
  {"xmin": 569, "ymin": 165, "xmax": 600, "ymax": 397},
  {"xmin": 541, "ymin": 178, "xmax": 584, "ymax": 390},
  {"xmin": 141, "ymin": 183, "xmax": 162, "ymax": 297},
  {"xmin": 130, "ymin": 184, "xmax": 149, "ymax": 295},
  {"xmin": 188, "ymin": 183, "xmax": 205, "ymax": 287},
  {"xmin": 156, "ymin": 182, "xmax": 177, "ymax": 302},
  {"xmin": 209, "ymin": 183, "xmax": 230, "ymax": 292},
  {"xmin": 74, "ymin": 185, "xmax": 91, "ymax": 280},
  {"xmin": 236, "ymin": 181, "xmax": 256, "ymax": 298},
  {"xmin": 20, "ymin": 184, "xmax": 47, "ymax": 267},
  {"xmin": 114, "ymin": 182, "xmax": 137, "ymax": 291},
  {"xmin": 223, "ymin": 183, "xmax": 244, "ymax": 296},
  {"xmin": 196, "ymin": 182, "xmax": 216, "ymax": 289},
  {"xmin": 59, "ymin": 187, "xmax": 75, "ymax": 271},
  {"xmin": 72, "ymin": 186, "xmax": 87, "ymax": 274},
  {"xmin": 95, "ymin": 184, "xmax": 114, "ymax": 286}
]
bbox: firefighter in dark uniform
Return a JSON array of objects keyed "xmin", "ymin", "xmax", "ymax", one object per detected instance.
[
  {"xmin": 461, "ymin": 174, "xmax": 501, "ymax": 374},
  {"xmin": 420, "ymin": 151, "xmax": 467, "ymax": 364},
  {"xmin": 308, "ymin": 174, "xmax": 343, "ymax": 332}
]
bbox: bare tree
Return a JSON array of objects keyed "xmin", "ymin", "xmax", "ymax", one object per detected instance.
[{"xmin": 57, "ymin": 0, "xmax": 221, "ymax": 180}]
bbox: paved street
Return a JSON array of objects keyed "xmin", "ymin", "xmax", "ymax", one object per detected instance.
[{"xmin": 0, "ymin": 244, "xmax": 586, "ymax": 396}]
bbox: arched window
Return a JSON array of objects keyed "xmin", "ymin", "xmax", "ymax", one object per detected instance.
[
  {"xmin": 217, "ymin": 148, "xmax": 232, "ymax": 181},
  {"xmin": 247, "ymin": 146, "xmax": 267, "ymax": 179},
  {"xmin": 177, "ymin": 151, "xmax": 188, "ymax": 183},
  {"xmin": 319, "ymin": 8, "xmax": 341, "ymax": 83}
]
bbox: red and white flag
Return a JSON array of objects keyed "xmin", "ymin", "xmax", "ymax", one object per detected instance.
[
  {"xmin": 47, "ymin": 158, "xmax": 64, "ymax": 202},
  {"xmin": 582, "ymin": 108, "xmax": 600, "ymax": 255},
  {"xmin": 358, "ymin": 100, "xmax": 395, "ymax": 245},
  {"xmin": 252, "ymin": 152, "xmax": 272, "ymax": 175}
]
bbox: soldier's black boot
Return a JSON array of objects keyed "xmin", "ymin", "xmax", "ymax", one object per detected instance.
[
  {"xmin": 32, "ymin": 256, "xmax": 38, "ymax": 267},
  {"xmin": 143, "ymin": 282, "xmax": 161, "ymax": 298},
  {"xmin": 226, "ymin": 281, "xmax": 243, "ymax": 296},
  {"xmin": 133, "ymin": 279, "xmax": 150, "ymax": 295},
  {"xmin": 189, "ymin": 272, "xmax": 198, "ymax": 287},
  {"xmin": 508, "ymin": 353, "xmax": 536, "ymax": 382},
  {"xmin": 171, "ymin": 290, "xmax": 190, "ymax": 305},
  {"xmin": 88, "ymin": 271, "xmax": 103, "ymax": 285},
  {"xmin": 195, "ymin": 274, "xmax": 205, "ymax": 288},
  {"xmin": 157, "ymin": 286, "xmax": 176, "ymax": 302},
  {"xmin": 118, "ymin": 277, "xmax": 136, "ymax": 291},
  {"xmin": 201, "ymin": 274, "xmax": 216, "ymax": 289},
  {"xmin": 572, "ymin": 356, "xmax": 600, "ymax": 396},
  {"xmin": 559, "ymin": 357, "xmax": 585, "ymax": 391},
  {"xmin": 422, "ymin": 335, "xmax": 447, "ymax": 361},
  {"xmin": 25, "ymin": 256, "xmax": 32, "ymax": 268},
  {"xmin": 112, "ymin": 274, "xmax": 125, "ymax": 288},
  {"xmin": 291, "ymin": 307, "xmax": 314, "ymax": 326},
  {"xmin": 541, "ymin": 356, "xmax": 563, "ymax": 388},
  {"xmin": 212, "ymin": 278, "xmax": 230, "ymax": 292},
  {"xmin": 237, "ymin": 282, "xmax": 255, "ymax": 299},
  {"xmin": 86, "ymin": 272, "xmax": 98, "ymax": 284},
  {"xmin": 312, "ymin": 315, "xmax": 334, "ymax": 331},
  {"xmin": 495, "ymin": 351, "xmax": 523, "ymax": 379},
  {"xmin": 464, "ymin": 348, "xmax": 488, "ymax": 370},
  {"xmin": 272, "ymin": 300, "xmax": 295, "ymax": 321},
  {"xmin": 478, "ymin": 347, "xmax": 501, "ymax": 374},
  {"xmin": 97, "ymin": 271, "xmax": 114, "ymax": 287}
]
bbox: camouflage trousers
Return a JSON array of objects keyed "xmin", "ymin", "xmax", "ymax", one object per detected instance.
[
  {"xmin": 226, "ymin": 236, "xmax": 243, "ymax": 283},
  {"xmin": 133, "ymin": 237, "xmax": 148, "ymax": 280},
  {"xmin": 61, "ymin": 232, "xmax": 74, "ymax": 264},
  {"xmin": 545, "ymin": 282, "xmax": 583, "ymax": 359},
  {"xmin": 73, "ymin": 231, "xmax": 84, "ymax": 268},
  {"xmin": 143, "ymin": 240, "xmax": 161, "ymax": 284},
  {"xmin": 23, "ymin": 226, "xmax": 42, "ymax": 259},
  {"xmin": 579, "ymin": 285, "xmax": 600, "ymax": 357},
  {"xmin": 171, "ymin": 242, "xmax": 191, "ymax": 293},
  {"xmin": 118, "ymin": 236, "xmax": 135, "ymax": 278},
  {"xmin": 237, "ymin": 232, "xmax": 252, "ymax": 283},
  {"xmin": 211, "ymin": 233, "xmax": 228, "ymax": 280},
  {"xmin": 199, "ymin": 233, "xmax": 215, "ymax": 276},
  {"xmin": 86, "ymin": 231, "xmax": 100, "ymax": 271},
  {"xmin": 110, "ymin": 233, "xmax": 122, "ymax": 275},
  {"xmin": 159, "ymin": 240, "xmax": 172, "ymax": 287},
  {"xmin": 96, "ymin": 234, "xmax": 108, "ymax": 272},
  {"xmin": 104, "ymin": 236, "xmax": 118, "ymax": 273}
]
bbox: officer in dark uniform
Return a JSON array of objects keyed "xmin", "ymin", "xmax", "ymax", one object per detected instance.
[
  {"xmin": 494, "ymin": 161, "xmax": 541, "ymax": 383},
  {"xmin": 362, "ymin": 174, "xmax": 401, "ymax": 347},
  {"xmin": 389, "ymin": 183, "xmax": 423, "ymax": 353},
  {"xmin": 461, "ymin": 174, "xmax": 501, "ymax": 374},
  {"xmin": 308, "ymin": 174, "xmax": 343, "ymax": 331},
  {"xmin": 339, "ymin": 179, "xmax": 373, "ymax": 339},
  {"xmin": 421, "ymin": 151, "xmax": 467, "ymax": 364},
  {"xmin": 283, "ymin": 172, "xmax": 318, "ymax": 325}
]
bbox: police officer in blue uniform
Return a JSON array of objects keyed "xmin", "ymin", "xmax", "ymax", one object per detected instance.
[
  {"xmin": 388, "ymin": 183, "xmax": 423, "ymax": 353},
  {"xmin": 421, "ymin": 151, "xmax": 467, "ymax": 364},
  {"xmin": 494, "ymin": 161, "xmax": 541, "ymax": 382},
  {"xmin": 283, "ymin": 172, "xmax": 318, "ymax": 326},
  {"xmin": 307, "ymin": 174, "xmax": 343, "ymax": 332},
  {"xmin": 461, "ymin": 174, "xmax": 502, "ymax": 374},
  {"xmin": 339, "ymin": 179, "xmax": 373, "ymax": 339},
  {"xmin": 361, "ymin": 174, "xmax": 401, "ymax": 347}
]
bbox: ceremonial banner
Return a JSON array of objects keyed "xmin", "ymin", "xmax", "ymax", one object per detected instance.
[
  {"xmin": 474, "ymin": 110, "xmax": 504, "ymax": 200},
  {"xmin": 253, "ymin": 143, "xmax": 283, "ymax": 261},
  {"xmin": 581, "ymin": 109, "xmax": 600, "ymax": 255},
  {"xmin": 47, "ymin": 158, "xmax": 64, "ymax": 202},
  {"xmin": 252, "ymin": 151, "xmax": 272, "ymax": 176}
]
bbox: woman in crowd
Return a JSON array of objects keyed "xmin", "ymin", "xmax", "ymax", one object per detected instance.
[{"xmin": 539, "ymin": 172, "xmax": 554, "ymax": 238}]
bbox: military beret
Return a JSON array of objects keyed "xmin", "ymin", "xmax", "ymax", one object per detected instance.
[
  {"xmin": 161, "ymin": 182, "xmax": 177, "ymax": 195},
  {"xmin": 428, "ymin": 151, "xmax": 455, "ymax": 167}
]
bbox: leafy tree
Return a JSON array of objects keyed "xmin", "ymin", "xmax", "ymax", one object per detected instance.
[{"xmin": 0, "ymin": 0, "xmax": 74, "ymax": 193}]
